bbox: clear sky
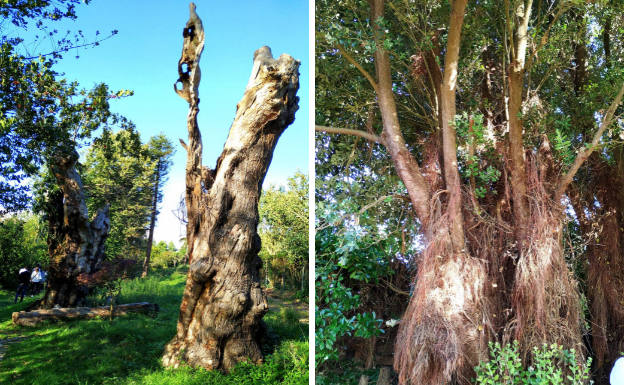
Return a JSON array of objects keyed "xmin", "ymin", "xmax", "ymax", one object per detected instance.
[{"xmin": 16, "ymin": 0, "xmax": 309, "ymax": 246}]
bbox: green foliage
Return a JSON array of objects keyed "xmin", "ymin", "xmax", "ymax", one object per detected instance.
[
  {"xmin": 316, "ymin": 202, "xmax": 396, "ymax": 365},
  {"xmin": 0, "ymin": 214, "xmax": 47, "ymax": 289},
  {"xmin": 81, "ymin": 129, "xmax": 174, "ymax": 259},
  {"xmin": 0, "ymin": 268, "xmax": 308, "ymax": 384},
  {"xmin": 455, "ymin": 113, "xmax": 501, "ymax": 198},
  {"xmin": 473, "ymin": 341, "xmax": 592, "ymax": 385},
  {"xmin": 259, "ymin": 172, "xmax": 308, "ymax": 293},
  {"xmin": 150, "ymin": 241, "xmax": 186, "ymax": 269},
  {"xmin": 552, "ymin": 117, "xmax": 576, "ymax": 167},
  {"xmin": 316, "ymin": 361, "xmax": 382, "ymax": 385},
  {"xmin": 0, "ymin": 0, "xmax": 125, "ymax": 213}
]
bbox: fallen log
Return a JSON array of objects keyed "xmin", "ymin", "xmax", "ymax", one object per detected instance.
[{"xmin": 12, "ymin": 302, "xmax": 159, "ymax": 326}]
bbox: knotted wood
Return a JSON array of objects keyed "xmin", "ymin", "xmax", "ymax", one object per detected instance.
[
  {"xmin": 162, "ymin": 3, "xmax": 299, "ymax": 371},
  {"xmin": 40, "ymin": 150, "xmax": 111, "ymax": 308}
]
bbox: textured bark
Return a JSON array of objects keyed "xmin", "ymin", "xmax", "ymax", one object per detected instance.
[
  {"xmin": 162, "ymin": 3, "xmax": 299, "ymax": 371},
  {"xmin": 13, "ymin": 302, "xmax": 158, "ymax": 326},
  {"xmin": 40, "ymin": 151, "xmax": 110, "ymax": 308},
  {"xmin": 142, "ymin": 159, "xmax": 161, "ymax": 278}
]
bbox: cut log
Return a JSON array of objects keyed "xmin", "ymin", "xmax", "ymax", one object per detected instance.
[{"xmin": 12, "ymin": 302, "xmax": 158, "ymax": 327}]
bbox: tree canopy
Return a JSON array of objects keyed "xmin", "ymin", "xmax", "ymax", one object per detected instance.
[{"xmin": 316, "ymin": 0, "xmax": 624, "ymax": 383}]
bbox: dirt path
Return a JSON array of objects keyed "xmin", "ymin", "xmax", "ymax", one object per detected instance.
[{"xmin": 264, "ymin": 289, "xmax": 308, "ymax": 324}]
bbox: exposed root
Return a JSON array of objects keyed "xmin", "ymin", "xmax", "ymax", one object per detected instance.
[{"xmin": 394, "ymin": 206, "xmax": 491, "ymax": 385}]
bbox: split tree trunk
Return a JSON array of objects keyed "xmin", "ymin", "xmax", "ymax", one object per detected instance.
[
  {"xmin": 162, "ymin": 3, "xmax": 299, "ymax": 371},
  {"xmin": 41, "ymin": 150, "xmax": 110, "ymax": 308}
]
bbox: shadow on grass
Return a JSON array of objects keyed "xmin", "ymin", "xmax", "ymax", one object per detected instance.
[{"xmin": 0, "ymin": 268, "xmax": 308, "ymax": 385}]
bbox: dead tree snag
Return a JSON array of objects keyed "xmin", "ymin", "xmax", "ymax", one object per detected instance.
[
  {"xmin": 162, "ymin": 3, "xmax": 300, "ymax": 371},
  {"xmin": 41, "ymin": 150, "xmax": 111, "ymax": 308}
]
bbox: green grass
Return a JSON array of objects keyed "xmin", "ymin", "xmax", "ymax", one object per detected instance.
[{"xmin": 0, "ymin": 267, "xmax": 308, "ymax": 384}]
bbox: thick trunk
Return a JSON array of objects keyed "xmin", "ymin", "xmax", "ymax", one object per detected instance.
[
  {"xmin": 142, "ymin": 159, "xmax": 161, "ymax": 278},
  {"xmin": 162, "ymin": 3, "xmax": 299, "ymax": 371},
  {"xmin": 41, "ymin": 151, "xmax": 110, "ymax": 308}
]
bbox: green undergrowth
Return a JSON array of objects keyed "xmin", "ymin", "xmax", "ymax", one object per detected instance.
[
  {"xmin": 0, "ymin": 267, "xmax": 308, "ymax": 385},
  {"xmin": 317, "ymin": 361, "xmax": 386, "ymax": 385}
]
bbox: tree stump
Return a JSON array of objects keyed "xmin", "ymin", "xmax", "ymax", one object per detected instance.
[{"xmin": 162, "ymin": 3, "xmax": 300, "ymax": 371}]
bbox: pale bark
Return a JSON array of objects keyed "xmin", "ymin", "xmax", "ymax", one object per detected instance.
[
  {"xmin": 315, "ymin": 125, "xmax": 384, "ymax": 144},
  {"xmin": 439, "ymin": 0, "xmax": 468, "ymax": 252},
  {"xmin": 555, "ymin": 81, "xmax": 624, "ymax": 198},
  {"xmin": 162, "ymin": 3, "xmax": 299, "ymax": 371}
]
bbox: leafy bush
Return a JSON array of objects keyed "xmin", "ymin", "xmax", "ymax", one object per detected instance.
[
  {"xmin": 473, "ymin": 341, "xmax": 592, "ymax": 385},
  {"xmin": 0, "ymin": 215, "xmax": 48, "ymax": 289}
]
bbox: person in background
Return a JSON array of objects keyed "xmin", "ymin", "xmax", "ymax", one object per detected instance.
[
  {"xmin": 40, "ymin": 267, "xmax": 47, "ymax": 292},
  {"xmin": 14, "ymin": 267, "xmax": 30, "ymax": 303},
  {"xmin": 30, "ymin": 265, "xmax": 43, "ymax": 296}
]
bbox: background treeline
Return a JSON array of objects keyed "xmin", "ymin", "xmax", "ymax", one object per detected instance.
[
  {"xmin": 259, "ymin": 172, "xmax": 309, "ymax": 298},
  {"xmin": 0, "ymin": 127, "xmax": 175, "ymax": 288}
]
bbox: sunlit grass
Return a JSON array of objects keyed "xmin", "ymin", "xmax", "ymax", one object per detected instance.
[{"xmin": 0, "ymin": 267, "xmax": 308, "ymax": 385}]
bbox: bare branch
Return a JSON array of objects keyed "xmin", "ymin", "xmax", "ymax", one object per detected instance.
[
  {"xmin": 335, "ymin": 42, "xmax": 379, "ymax": 94},
  {"xmin": 556, "ymin": 81, "xmax": 624, "ymax": 198},
  {"xmin": 23, "ymin": 31, "xmax": 118, "ymax": 60},
  {"xmin": 315, "ymin": 125, "xmax": 384, "ymax": 144}
]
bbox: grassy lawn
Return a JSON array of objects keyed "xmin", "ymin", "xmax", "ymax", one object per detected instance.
[{"xmin": 0, "ymin": 267, "xmax": 308, "ymax": 385}]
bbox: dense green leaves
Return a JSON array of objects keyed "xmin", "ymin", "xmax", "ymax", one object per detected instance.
[
  {"xmin": 82, "ymin": 128, "xmax": 174, "ymax": 259},
  {"xmin": 0, "ymin": 214, "xmax": 47, "ymax": 289},
  {"xmin": 150, "ymin": 241, "xmax": 186, "ymax": 269},
  {"xmin": 0, "ymin": 0, "xmax": 125, "ymax": 213},
  {"xmin": 259, "ymin": 173, "xmax": 309, "ymax": 293},
  {"xmin": 474, "ymin": 342, "xmax": 591, "ymax": 385}
]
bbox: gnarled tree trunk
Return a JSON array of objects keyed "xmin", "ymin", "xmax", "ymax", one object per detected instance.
[
  {"xmin": 41, "ymin": 150, "xmax": 110, "ymax": 308},
  {"xmin": 162, "ymin": 3, "xmax": 299, "ymax": 371}
]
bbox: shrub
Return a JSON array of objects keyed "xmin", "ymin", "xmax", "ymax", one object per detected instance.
[{"xmin": 474, "ymin": 341, "xmax": 592, "ymax": 385}]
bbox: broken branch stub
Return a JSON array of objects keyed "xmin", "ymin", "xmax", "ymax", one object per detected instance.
[{"xmin": 174, "ymin": 2, "xmax": 204, "ymax": 104}]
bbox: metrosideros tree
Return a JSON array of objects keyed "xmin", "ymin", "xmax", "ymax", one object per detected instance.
[
  {"xmin": 162, "ymin": 3, "xmax": 300, "ymax": 370},
  {"xmin": 315, "ymin": 0, "xmax": 624, "ymax": 384}
]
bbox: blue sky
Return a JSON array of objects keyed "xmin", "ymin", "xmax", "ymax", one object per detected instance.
[{"xmin": 16, "ymin": 0, "xmax": 309, "ymax": 246}]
